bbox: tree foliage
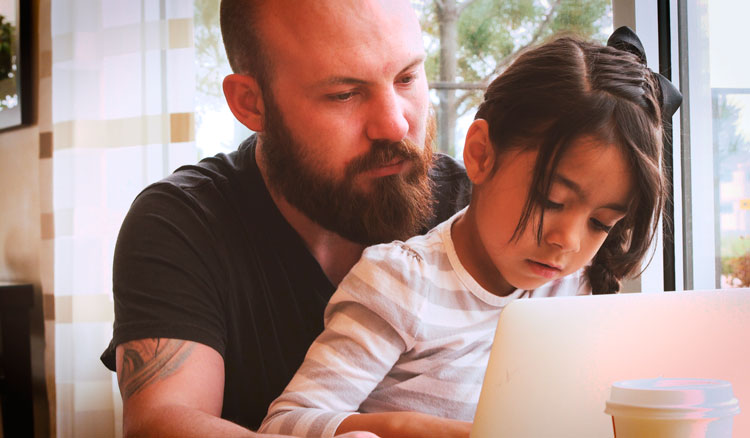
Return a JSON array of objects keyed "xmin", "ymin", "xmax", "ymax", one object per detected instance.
[
  {"xmin": 713, "ymin": 94, "xmax": 750, "ymax": 170},
  {"xmin": 0, "ymin": 14, "xmax": 17, "ymax": 110},
  {"xmin": 194, "ymin": 0, "xmax": 227, "ymax": 105},
  {"xmin": 415, "ymin": 0, "xmax": 611, "ymax": 155}
]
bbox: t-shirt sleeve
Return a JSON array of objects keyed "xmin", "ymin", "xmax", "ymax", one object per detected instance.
[
  {"xmin": 258, "ymin": 243, "xmax": 427, "ymax": 438},
  {"xmin": 100, "ymin": 182, "xmax": 228, "ymax": 370}
]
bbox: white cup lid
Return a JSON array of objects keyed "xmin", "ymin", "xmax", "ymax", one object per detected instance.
[{"xmin": 605, "ymin": 378, "xmax": 741, "ymax": 420}]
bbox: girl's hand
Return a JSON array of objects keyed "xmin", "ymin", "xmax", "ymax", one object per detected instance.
[
  {"xmin": 337, "ymin": 411, "xmax": 471, "ymax": 438},
  {"xmin": 260, "ymin": 433, "xmax": 380, "ymax": 438},
  {"xmin": 334, "ymin": 433, "xmax": 381, "ymax": 438}
]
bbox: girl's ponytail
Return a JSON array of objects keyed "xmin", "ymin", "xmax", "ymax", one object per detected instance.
[{"xmin": 586, "ymin": 222, "xmax": 629, "ymax": 294}]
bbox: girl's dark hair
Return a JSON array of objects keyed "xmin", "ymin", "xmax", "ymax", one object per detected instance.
[{"xmin": 474, "ymin": 36, "xmax": 666, "ymax": 294}]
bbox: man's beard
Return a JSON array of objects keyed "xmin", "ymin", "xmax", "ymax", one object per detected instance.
[{"xmin": 259, "ymin": 95, "xmax": 435, "ymax": 246}]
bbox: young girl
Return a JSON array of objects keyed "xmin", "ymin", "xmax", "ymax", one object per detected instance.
[{"xmin": 259, "ymin": 28, "xmax": 679, "ymax": 438}]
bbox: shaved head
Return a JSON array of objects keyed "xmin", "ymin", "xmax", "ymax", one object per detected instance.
[{"xmin": 220, "ymin": 0, "xmax": 421, "ymax": 88}]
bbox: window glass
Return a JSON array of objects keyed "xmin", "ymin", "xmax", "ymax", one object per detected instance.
[
  {"xmin": 709, "ymin": 3, "xmax": 750, "ymax": 288},
  {"xmin": 681, "ymin": 0, "xmax": 750, "ymax": 289},
  {"xmin": 194, "ymin": 0, "xmax": 250, "ymax": 158}
]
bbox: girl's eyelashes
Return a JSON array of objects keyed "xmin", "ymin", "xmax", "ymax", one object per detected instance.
[
  {"xmin": 542, "ymin": 198, "xmax": 563, "ymax": 210},
  {"xmin": 538, "ymin": 191, "xmax": 616, "ymax": 233},
  {"xmin": 590, "ymin": 218, "xmax": 613, "ymax": 233}
]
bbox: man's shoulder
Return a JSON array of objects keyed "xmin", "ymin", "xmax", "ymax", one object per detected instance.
[
  {"xmin": 132, "ymin": 136, "xmax": 261, "ymax": 208},
  {"xmin": 118, "ymin": 135, "xmax": 274, "ymax": 245},
  {"xmin": 153, "ymin": 135, "xmax": 258, "ymax": 193},
  {"xmin": 430, "ymin": 152, "xmax": 469, "ymax": 181}
]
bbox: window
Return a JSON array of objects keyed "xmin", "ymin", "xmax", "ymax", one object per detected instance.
[
  {"xmin": 194, "ymin": 0, "xmax": 251, "ymax": 158},
  {"xmin": 676, "ymin": 0, "xmax": 750, "ymax": 290}
]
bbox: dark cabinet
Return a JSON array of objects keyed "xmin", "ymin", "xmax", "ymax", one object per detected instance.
[{"xmin": 0, "ymin": 283, "xmax": 34, "ymax": 437}]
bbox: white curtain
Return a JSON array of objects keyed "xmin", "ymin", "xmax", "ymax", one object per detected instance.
[{"xmin": 50, "ymin": 0, "xmax": 196, "ymax": 436}]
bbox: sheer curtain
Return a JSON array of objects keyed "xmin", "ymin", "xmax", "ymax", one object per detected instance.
[{"xmin": 49, "ymin": 0, "xmax": 196, "ymax": 436}]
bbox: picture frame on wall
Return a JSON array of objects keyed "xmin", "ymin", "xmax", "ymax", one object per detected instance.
[{"xmin": 0, "ymin": 0, "xmax": 32, "ymax": 132}]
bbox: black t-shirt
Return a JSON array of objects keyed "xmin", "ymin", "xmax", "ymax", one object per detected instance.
[{"xmin": 100, "ymin": 135, "xmax": 471, "ymax": 430}]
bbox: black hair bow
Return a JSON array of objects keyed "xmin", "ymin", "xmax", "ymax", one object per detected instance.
[{"xmin": 607, "ymin": 26, "xmax": 683, "ymax": 120}]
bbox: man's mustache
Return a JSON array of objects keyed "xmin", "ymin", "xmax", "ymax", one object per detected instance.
[{"xmin": 345, "ymin": 139, "xmax": 425, "ymax": 178}]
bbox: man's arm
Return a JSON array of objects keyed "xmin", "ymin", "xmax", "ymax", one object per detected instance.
[
  {"xmin": 117, "ymin": 338, "xmax": 380, "ymax": 438},
  {"xmin": 116, "ymin": 338, "xmax": 255, "ymax": 437}
]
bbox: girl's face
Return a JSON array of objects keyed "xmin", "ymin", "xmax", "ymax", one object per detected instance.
[{"xmin": 455, "ymin": 127, "xmax": 634, "ymax": 296}]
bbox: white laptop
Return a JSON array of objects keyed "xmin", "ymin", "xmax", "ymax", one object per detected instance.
[{"xmin": 471, "ymin": 288, "xmax": 750, "ymax": 438}]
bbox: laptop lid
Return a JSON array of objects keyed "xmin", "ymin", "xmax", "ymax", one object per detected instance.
[{"xmin": 471, "ymin": 288, "xmax": 750, "ymax": 438}]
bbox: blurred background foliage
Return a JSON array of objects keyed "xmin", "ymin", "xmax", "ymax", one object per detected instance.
[{"xmin": 415, "ymin": 0, "xmax": 611, "ymax": 155}]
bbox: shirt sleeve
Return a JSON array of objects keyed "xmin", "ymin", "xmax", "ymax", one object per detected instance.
[
  {"xmin": 258, "ymin": 243, "xmax": 428, "ymax": 437},
  {"xmin": 102, "ymin": 181, "xmax": 228, "ymax": 369}
]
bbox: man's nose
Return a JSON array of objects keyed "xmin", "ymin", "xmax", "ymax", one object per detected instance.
[
  {"xmin": 366, "ymin": 90, "xmax": 409, "ymax": 143},
  {"xmin": 544, "ymin": 216, "xmax": 583, "ymax": 253}
]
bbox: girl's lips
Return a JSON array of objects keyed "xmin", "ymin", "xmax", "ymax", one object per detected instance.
[{"xmin": 526, "ymin": 259, "xmax": 562, "ymax": 279}]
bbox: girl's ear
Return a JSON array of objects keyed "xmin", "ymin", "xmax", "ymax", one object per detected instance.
[
  {"xmin": 463, "ymin": 119, "xmax": 496, "ymax": 185},
  {"xmin": 223, "ymin": 74, "xmax": 265, "ymax": 132}
]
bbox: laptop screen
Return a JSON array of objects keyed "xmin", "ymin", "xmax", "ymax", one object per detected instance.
[{"xmin": 471, "ymin": 289, "xmax": 750, "ymax": 437}]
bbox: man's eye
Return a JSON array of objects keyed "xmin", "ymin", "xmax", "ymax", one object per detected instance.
[
  {"xmin": 330, "ymin": 92, "xmax": 355, "ymax": 102},
  {"xmin": 590, "ymin": 218, "xmax": 613, "ymax": 233},
  {"xmin": 398, "ymin": 74, "xmax": 415, "ymax": 85}
]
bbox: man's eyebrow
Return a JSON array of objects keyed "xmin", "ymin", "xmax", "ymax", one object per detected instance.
[
  {"xmin": 397, "ymin": 56, "xmax": 426, "ymax": 76},
  {"xmin": 311, "ymin": 56, "xmax": 425, "ymax": 89},
  {"xmin": 554, "ymin": 174, "xmax": 629, "ymax": 213}
]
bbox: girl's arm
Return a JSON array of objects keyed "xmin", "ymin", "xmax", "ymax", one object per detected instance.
[
  {"xmin": 258, "ymin": 295, "xmax": 409, "ymax": 437},
  {"xmin": 337, "ymin": 412, "xmax": 471, "ymax": 438},
  {"xmin": 259, "ymin": 249, "xmax": 420, "ymax": 437},
  {"xmin": 260, "ymin": 244, "xmax": 470, "ymax": 438}
]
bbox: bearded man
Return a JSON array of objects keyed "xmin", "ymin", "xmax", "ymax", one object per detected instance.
[{"xmin": 100, "ymin": 0, "xmax": 471, "ymax": 436}]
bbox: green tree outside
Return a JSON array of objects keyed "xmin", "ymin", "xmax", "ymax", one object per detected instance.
[{"xmin": 415, "ymin": 0, "xmax": 611, "ymax": 156}]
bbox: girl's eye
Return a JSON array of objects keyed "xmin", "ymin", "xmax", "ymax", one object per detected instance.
[
  {"xmin": 590, "ymin": 218, "xmax": 613, "ymax": 233},
  {"xmin": 543, "ymin": 199, "xmax": 563, "ymax": 210}
]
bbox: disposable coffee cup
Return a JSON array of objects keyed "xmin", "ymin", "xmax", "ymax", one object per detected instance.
[{"xmin": 605, "ymin": 378, "xmax": 740, "ymax": 438}]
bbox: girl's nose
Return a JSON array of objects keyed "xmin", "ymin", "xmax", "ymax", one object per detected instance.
[{"xmin": 544, "ymin": 217, "xmax": 583, "ymax": 253}]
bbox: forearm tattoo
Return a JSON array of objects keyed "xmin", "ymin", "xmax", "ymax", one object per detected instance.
[{"xmin": 119, "ymin": 339, "xmax": 196, "ymax": 399}]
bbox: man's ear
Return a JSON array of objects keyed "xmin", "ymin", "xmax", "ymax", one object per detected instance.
[
  {"xmin": 463, "ymin": 119, "xmax": 496, "ymax": 185},
  {"xmin": 223, "ymin": 74, "xmax": 265, "ymax": 132}
]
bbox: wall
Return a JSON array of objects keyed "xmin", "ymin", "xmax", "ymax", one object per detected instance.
[{"xmin": 0, "ymin": 0, "xmax": 53, "ymax": 436}]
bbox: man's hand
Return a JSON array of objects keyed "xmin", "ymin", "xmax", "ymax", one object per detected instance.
[{"xmin": 116, "ymin": 338, "xmax": 256, "ymax": 437}]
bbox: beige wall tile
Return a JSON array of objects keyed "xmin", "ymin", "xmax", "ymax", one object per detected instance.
[
  {"xmin": 169, "ymin": 18, "xmax": 193, "ymax": 49},
  {"xmin": 54, "ymin": 294, "xmax": 115, "ymax": 324},
  {"xmin": 170, "ymin": 112, "xmax": 195, "ymax": 143}
]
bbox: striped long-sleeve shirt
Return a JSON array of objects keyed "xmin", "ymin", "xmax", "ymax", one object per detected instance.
[{"xmin": 258, "ymin": 209, "xmax": 588, "ymax": 437}]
